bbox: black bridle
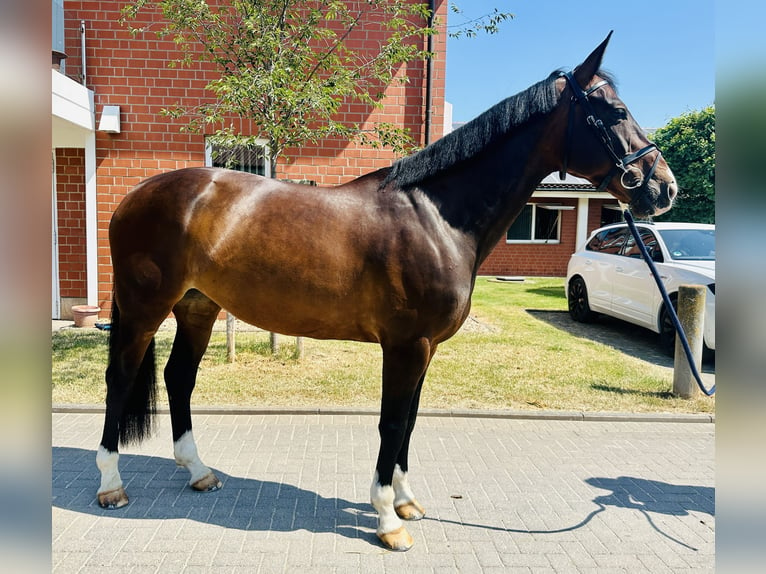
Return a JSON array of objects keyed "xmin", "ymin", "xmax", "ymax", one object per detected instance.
[{"xmin": 558, "ymin": 71, "xmax": 661, "ymax": 192}]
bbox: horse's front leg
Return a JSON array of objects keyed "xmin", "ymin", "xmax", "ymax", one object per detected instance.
[
  {"xmin": 391, "ymin": 369, "xmax": 428, "ymax": 521},
  {"xmin": 172, "ymin": 430, "xmax": 220, "ymax": 491},
  {"xmin": 371, "ymin": 338, "xmax": 432, "ymax": 551},
  {"xmin": 166, "ymin": 292, "xmax": 222, "ymax": 492}
]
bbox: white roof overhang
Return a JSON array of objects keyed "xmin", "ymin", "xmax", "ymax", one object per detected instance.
[{"xmin": 52, "ymin": 69, "xmax": 95, "ymax": 147}]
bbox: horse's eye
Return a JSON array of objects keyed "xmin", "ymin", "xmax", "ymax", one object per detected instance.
[{"xmin": 614, "ymin": 108, "xmax": 628, "ymax": 121}]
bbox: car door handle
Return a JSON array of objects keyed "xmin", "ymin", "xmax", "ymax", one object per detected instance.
[{"xmin": 616, "ymin": 266, "xmax": 623, "ymax": 273}]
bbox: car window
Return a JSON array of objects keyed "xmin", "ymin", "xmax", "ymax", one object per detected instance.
[
  {"xmin": 586, "ymin": 227, "xmax": 628, "ymax": 254},
  {"xmin": 622, "ymin": 229, "xmax": 663, "ymax": 262},
  {"xmin": 658, "ymin": 228, "xmax": 716, "ymax": 260}
]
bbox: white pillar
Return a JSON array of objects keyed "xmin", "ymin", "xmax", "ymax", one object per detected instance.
[
  {"xmin": 575, "ymin": 197, "xmax": 589, "ymax": 250},
  {"xmin": 85, "ymin": 132, "xmax": 98, "ymax": 306},
  {"xmin": 52, "ymin": 152, "xmax": 60, "ymax": 318}
]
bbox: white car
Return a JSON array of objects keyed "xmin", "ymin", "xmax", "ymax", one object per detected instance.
[{"xmin": 566, "ymin": 221, "xmax": 715, "ymax": 355}]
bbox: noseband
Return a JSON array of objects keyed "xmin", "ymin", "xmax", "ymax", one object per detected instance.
[{"xmin": 558, "ymin": 71, "xmax": 661, "ymax": 192}]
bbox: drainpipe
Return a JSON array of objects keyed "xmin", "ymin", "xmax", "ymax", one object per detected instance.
[
  {"xmin": 424, "ymin": 0, "xmax": 435, "ymax": 146},
  {"xmin": 80, "ymin": 20, "xmax": 87, "ymax": 86}
]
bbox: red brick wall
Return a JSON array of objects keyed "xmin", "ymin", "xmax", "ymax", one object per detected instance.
[
  {"xmin": 477, "ymin": 199, "xmax": 580, "ymax": 277},
  {"xmin": 61, "ymin": 0, "xmax": 447, "ymax": 314},
  {"xmin": 55, "ymin": 148, "xmax": 87, "ymax": 298}
]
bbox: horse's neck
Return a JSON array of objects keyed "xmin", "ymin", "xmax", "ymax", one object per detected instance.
[{"xmin": 427, "ymin": 125, "xmax": 557, "ymax": 266}]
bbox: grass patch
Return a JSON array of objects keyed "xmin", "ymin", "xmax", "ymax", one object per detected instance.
[{"xmin": 52, "ymin": 277, "xmax": 714, "ymax": 414}]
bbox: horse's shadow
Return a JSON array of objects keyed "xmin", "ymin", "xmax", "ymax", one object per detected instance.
[
  {"xmin": 52, "ymin": 446, "xmax": 378, "ymax": 544},
  {"xmin": 435, "ymin": 475, "xmax": 713, "ymax": 550},
  {"xmin": 586, "ymin": 475, "xmax": 714, "ymax": 517},
  {"xmin": 582, "ymin": 475, "xmax": 714, "ymax": 550},
  {"xmin": 54, "ymin": 447, "xmax": 713, "ymax": 549}
]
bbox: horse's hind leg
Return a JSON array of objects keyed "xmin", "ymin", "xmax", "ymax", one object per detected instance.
[
  {"xmin": 97, "ymin": 300, "xmax": 166, "ymax": 509},
  {"xmin": 165, "ymin": 289, "xmax": 222, "ymax": 492}
]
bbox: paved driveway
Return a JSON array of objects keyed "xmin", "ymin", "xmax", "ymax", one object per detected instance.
[{"xmin": 53, "ymin": 412, "xmax": 714, "ymax": 573}]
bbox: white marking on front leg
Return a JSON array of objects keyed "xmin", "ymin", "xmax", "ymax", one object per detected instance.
[
  {"xmin": 96, "ymin": 445, "xmax": 122, "ymax": 494},
  {"xmin": 370, "ymin": 471, "xmax": 403, "ymax": 536},
  {"xmin": 392, "ymin": 464, "xmax": 416, "ymax": 508},
  {"xmin": 173, "ymin": 430, "xmax": 213, "ymax": 485}
]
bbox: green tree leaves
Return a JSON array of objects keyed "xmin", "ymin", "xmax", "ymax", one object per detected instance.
[{"xmin": 653, "ymin": 106, "xmax": 715, "ymax": 223}]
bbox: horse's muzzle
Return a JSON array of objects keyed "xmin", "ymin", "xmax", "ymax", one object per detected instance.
[
  {"xmin": 629, "ymin": 178, "xmax": 677, "ymax": 218},
  {"xmin": 655, "ymin": 179, "xmax": 678, "ymax": 215}
]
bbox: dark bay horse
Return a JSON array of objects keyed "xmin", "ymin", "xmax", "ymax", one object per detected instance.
[{"xmin": 96, "ymin": 34, "xmax": 676, "ymax": 551}]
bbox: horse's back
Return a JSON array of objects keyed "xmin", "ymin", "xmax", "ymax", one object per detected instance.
[
  {"xmin": 113, "ymin": 167, "xmax": 273, "ymax": 221},
  {"xmin": 109, "ymin": 166, "xmax": 473, "ymax": 343}
]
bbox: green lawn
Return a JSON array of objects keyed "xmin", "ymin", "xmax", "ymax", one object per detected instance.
[{"xmin": 52, "ymin": 277, "xmax": 714, "ymax": 414}]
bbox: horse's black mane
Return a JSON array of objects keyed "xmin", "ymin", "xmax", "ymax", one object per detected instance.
[{"xmin": 384, "ymin": 69, "xmax": 617, "ymax": 189}]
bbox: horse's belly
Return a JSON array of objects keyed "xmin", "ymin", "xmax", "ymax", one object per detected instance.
[
  {"xmin": 195, "ymin": 271, "xmax": 384, "ymax": 342},
  {"xmin": 194, "ymin": 266, "xmax": 470, "ymax": 345}
]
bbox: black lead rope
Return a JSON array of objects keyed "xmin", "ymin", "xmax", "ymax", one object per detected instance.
[{"xmin": 623, "ymin": 210, "xmax": 715, "ymax": 396}]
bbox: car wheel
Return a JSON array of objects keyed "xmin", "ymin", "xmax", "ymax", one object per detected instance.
[
  {"xmin": 568, "ymin": 276, "xmax": 596, "ymax": 322},
  {"xmin": 659, "ymin": 296, "xmax": 678, "ymax": 356}
]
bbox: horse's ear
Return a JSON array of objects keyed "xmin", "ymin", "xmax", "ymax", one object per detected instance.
[{"xmin": 573, "ymin": 31, "xmax": 613, "ymax": 87}]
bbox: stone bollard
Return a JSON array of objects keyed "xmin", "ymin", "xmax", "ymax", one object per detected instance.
[
  {"xmin": 270, "ymin": 333, "xmax": 303, "ymax": 358},
  {"xmin": 672, "ymin": 285, "xmax": 706, "ymax": 399},
  {"xmin": 226, "ymin": 312, "xmax": 236, "ymax": 363}
]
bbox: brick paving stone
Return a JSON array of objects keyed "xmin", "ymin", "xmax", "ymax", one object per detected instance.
[{"xmin": 53, "ymin": 412, "xmax": 714, "ymax": 572}]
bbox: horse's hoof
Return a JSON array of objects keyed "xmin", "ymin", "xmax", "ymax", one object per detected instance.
[
  {"xmin": 377, "ymin": 526, "xmax": 414, "ymax": 552},
  {"xmin": 395, "ymin": 500, "xmax": 426, "ymax": 521},
  {"xmin": 98, "ymin": 486, "xmax": 129, "ymax": 509},
  {"xmin": 191, "ymin": 472, "xmax": 222, "ymax": 492}
]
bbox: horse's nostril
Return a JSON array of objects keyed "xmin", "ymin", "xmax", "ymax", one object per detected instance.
[{"xmin": 667, "ymin": 182, "xmax": 679, "ymax": 203}]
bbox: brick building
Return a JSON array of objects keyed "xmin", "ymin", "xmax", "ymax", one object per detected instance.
[
  {"xmin": 51, "ymin": 0, "xmax": 619, "ymax": 320},
  {"xmin": 476, "ymin": 173, "xmax": 623, "ymax": 277}
]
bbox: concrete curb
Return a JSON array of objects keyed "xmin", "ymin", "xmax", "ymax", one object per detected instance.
[{"xmin": 52, "ymin": 403, "xmax": 714, "ymax": 423}]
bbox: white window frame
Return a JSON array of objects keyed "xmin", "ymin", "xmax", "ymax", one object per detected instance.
[
  {"xmin": 205, "ymin": 138, "xmax": 271, "ymax": 178},
  {"xmin": 505, "ymin": 203, "xmax": 573, "ymax": 244}
]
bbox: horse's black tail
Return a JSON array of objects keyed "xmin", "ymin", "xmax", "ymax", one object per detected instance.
[{"xmin": 108, "ymin": 297, "xmax": 157, "ymax": 446}]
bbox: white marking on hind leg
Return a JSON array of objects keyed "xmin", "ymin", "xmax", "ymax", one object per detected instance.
[
  {"xmin": 174, "ymin": 430, "xmax": 214, "ymax": 485},
  {"xmin": 96, "ymin": 445, "xmax": 122, "ymax": 494}
]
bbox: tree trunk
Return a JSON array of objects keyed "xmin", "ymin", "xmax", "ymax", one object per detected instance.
[{"xmin": 267, "ymin": 150, "xmax": 303, "ymax": 358}]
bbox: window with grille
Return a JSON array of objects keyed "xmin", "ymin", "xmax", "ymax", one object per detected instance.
[{"xmin": 205, "ymin": 139, "xmax": 270, "ymax": 177}]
